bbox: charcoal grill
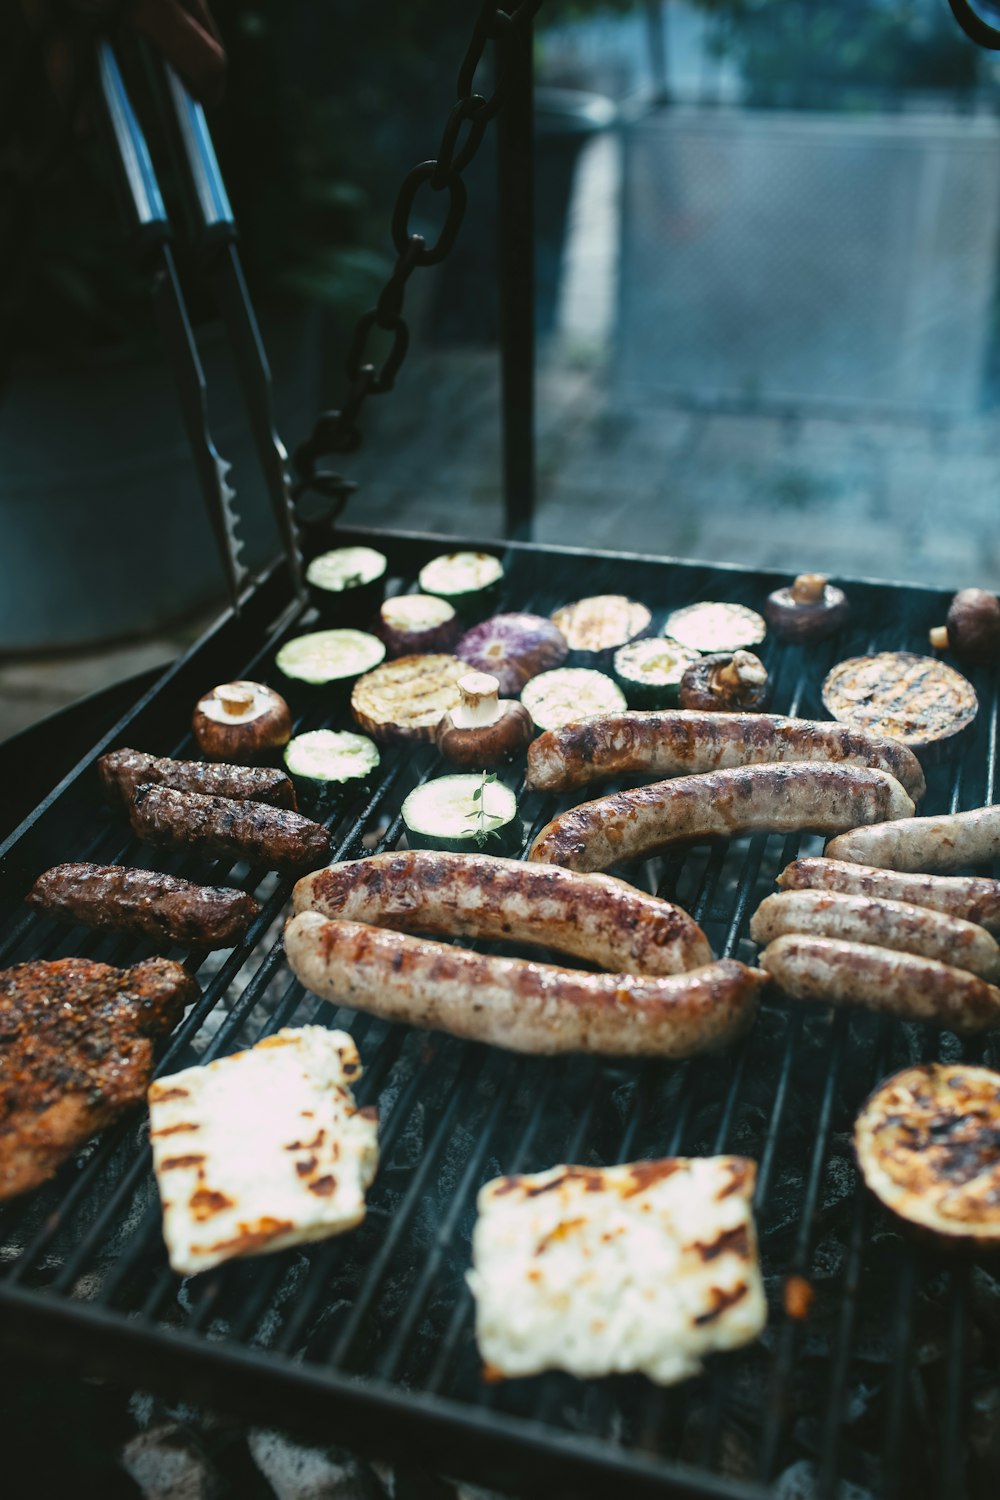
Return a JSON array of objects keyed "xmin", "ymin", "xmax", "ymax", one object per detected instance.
[{"xmin": 0, "ymin": 524, "xmax": 995, "ymax": 1500}]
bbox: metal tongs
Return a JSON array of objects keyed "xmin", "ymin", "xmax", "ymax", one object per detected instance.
[{"xmin": 96, "ymin": 43, "xmax": 303, "ymax": 611}]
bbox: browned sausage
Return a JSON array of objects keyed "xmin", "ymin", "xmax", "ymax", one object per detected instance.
[
  {"xmin": 284, "ymin": 912, "xmax": 764, "ymax": 1058},
  {"xmin": 292, "ymin": 850, "xmax": 712, "ymax": 975},
  {"xmin": 525, "ymin": 711, "xmax": 926, "ymax": 801},
  {"xmin": 528, "ymin": 764, "xmax": 915, "ymax": 874},
  {"xmin": 128, "ymin": 785, "xmax": 329, "ymax": 872},
  {"xmin": 777, "ymin": 857, "xmax": 1000, "ymax": 934},
  {"xmin": 759, "ymin": 934, "xmax": 1000, "ymax": 1033},
  {"xmin": 825, "ymin": 805, "xmax": 1000, "ymax": 872},
  {"xmin": 27, "ymin": 863, "xmax": 260, "ymax": 949},
  {"xmin": 750, "ymin": 889, "xmax": 1000, "ymax": 981},
  {"xmin": 99, "ymin": 748, "xmax": 297, "ymax": 810}
]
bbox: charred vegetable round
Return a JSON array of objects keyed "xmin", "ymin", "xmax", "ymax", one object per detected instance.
[
  {"xmin": 456, "ymin": 613, "xmax": 568, "ymax": 695},
  {"xmin": 678, "ymin": 651, "xmax": 770, "ymax": 712},
  {"xmin": 305, "ymin": 546, "xmax": 387, "ymax": 622},
  {"xmin": 550, "ymin": 595, "xmax": 651, "ymax": 660},
  {"xmin": 376, "ymin": 593, "xmax": 460, "ymax": 658},
  {"xmin": 930, "ymin": 588, "xmax": 1000, "ymax": 664},
  {"xmin": 436, "ymin": 672, "xmax": 534, "ymax": 768},
  {"xmin": 765, "ymin": 574, "xmax": 849, "ymax": 642},
  {"xmin": 663, "ymin": 602, "xmax": 766, "ymax": 655},
  {"xmin": 192, "ymin": 681, "xmax": 292, "ymax": 763}
]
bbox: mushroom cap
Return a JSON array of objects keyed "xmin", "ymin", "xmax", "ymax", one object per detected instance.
[
  {"xmin": 192, "ymin": 681, "xmax": 292, "ymax": 762},
  {"xmin": 435, "ymin": 699, "xmax": 534, "ymax": 769},
  {"xmin": 765, "ymin": 578, "xmax": 850, "ymax": 641},
  {"xmin": 678, "ymin": 652, "xmax": 771, "ymax": 712},
  {"xmin": 944, "ymin": 588, "xmax": 1000, "ymax": 665}
]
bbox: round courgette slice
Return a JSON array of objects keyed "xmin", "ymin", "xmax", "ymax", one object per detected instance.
[
  {"xmin": 275, "ymin": 629, "xmax": 386, "ymax": 697},
  {"xmin": 305, "ymin": 546, "xmax": 387, "ymax": 621},
  {"xmin": 521, "ymin": 668, "xmax": 627, "ymax": 731},
  {"xmin": 418, "ymin": 552, "xmax": 504, "ymax": 618},
  {"xmin": 613, "ymin": 637, "xmax": 701, "ymax": 709},
  {"xmin": 402, "ymin": 774, "xmax": 520, "ymax": 855},
  {"xmin": 284, "ymin": 730, "xmax": 380, "ymax": 812}
]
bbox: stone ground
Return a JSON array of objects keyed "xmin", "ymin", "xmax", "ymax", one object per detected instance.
[{"xmin": 4, "ymin": 344, "xmax": 1000, "ymax": 746}]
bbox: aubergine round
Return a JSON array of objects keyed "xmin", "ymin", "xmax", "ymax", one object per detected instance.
[
  {"xmin": 550, "ymin": 594, "xmax": 652, "ymax": 664},
  {"xmin": 455, "ymin": 612, "xmax": 568, "ymax": 696},
  {"xmin": 376, "ymin": 593, "xmax": 461, "ymax": 658}
]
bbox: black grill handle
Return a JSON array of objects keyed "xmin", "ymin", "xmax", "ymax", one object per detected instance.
[{"xmin": 96, "ymin": 41, "xmax": 170, "ymax": 254}]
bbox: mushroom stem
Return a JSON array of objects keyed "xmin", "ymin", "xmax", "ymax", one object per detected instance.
[
  {"xmin": 452, "ymin": 672, "xmax": 503, "ymax": 730},
  {"xmin": 714, "ymin": 651, "xmax": 768, "ymax": 692},
  {"xmin": 790, "ymin": 573, "xmax": 828, "ymax": 605},
  {"xmin": 929, "ymin": 625, "xmax": 950, "ymax": 651},
  {"xmin": 217, "ymin": 683, "xmax": 256, "ymax": 716}
]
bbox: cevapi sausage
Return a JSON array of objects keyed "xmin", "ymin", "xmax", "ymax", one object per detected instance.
[
  {"xmin": 284, "ymin": 911, "xmax": 764, "ymax": 1058},
  {"xmin": 525, "ymin": 711, "xmax": 926, "ymax": 801},
  {"xmin": 750, "ymin": 889, "xmax": 1000, "ymax": 981},
  {"xmin": 99, "ymin": 748, "xmax": 297, "ymax": 809},
  {"xmin": 759, "ymin": 934, "xmax": 1000, "ymax": 1034},
  {"xmin": 528, "ymin": 764, "xmax": 915, "ymax": 875},
  {"xmin": 292, "ymin": 850, "xmax": 712, "ymax": 976},
  {"xmin": 27, "ymin": 863, "xmax": 259, "ymax": 949},
  {"xmin": 777, "ymin": 857, "xmax": 1000, "ymax": 934},
  {"xmin": 129, "ymin": 785, "xmax": 330, "ymax": 872},
  {"xmin": 826, "ymin": 805, "xmax": 1000, "ymax": 873}
]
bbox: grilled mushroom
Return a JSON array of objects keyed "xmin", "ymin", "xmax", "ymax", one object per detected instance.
[
  {"xmin": 193, "ymin": 681, "xmax": 292, "ymax": 763},
  {"xmin": 678, "ymin": 651, "xmax": 770, "ymax": 712},
  {"xmin": 435, "ymin": 672, "xmax": 534, "ymax": 768},
  {"xmin": 765, "ymin": 574, "xmax": 850, "ymax": 641},
  {"xmin": 930, "ymin": 588, "xmax": 1000, "ymax": 664}
]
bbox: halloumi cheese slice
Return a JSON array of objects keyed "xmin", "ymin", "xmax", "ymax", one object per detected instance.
[
  {"xmin": 467, "ymin": 1156, "xmax": 766, "ymax": 1385},
  {"xmin": 148, "ymin": 1026, "xmax": 378, "ymax": 1276}
]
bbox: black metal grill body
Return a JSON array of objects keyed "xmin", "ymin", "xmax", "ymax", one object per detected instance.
[{"xmin": 0, "ymin": 528, "xmax": 995, "ymax": 1500}]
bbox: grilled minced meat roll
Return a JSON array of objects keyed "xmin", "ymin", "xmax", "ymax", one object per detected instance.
[{"xmin": 855, "ymin": 1064, "xmax": 1000, "ymax": 1245}]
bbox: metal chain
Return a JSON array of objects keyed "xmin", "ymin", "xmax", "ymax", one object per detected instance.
[{"xmin": 291, "ymin": 0, "xmax": 543, "ymax": 521}]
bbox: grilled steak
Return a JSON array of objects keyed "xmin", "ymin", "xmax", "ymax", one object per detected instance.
[{"xmin": 0, "ymin": 957, "xmax": 197, "ymax": 1201}]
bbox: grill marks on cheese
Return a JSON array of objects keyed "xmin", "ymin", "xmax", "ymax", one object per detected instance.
[
  {"xmin": 468, "ymin": 1157, "xmax": 766, "ymax": 1384},
  {"xmin": 148, "ymin": 1027, "xmax": 378, "ymax": 1276}
]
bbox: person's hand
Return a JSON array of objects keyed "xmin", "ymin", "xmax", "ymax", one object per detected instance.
[{"xmin": 19, "ymin": 0, "xmax": 227, "ymax": 113}]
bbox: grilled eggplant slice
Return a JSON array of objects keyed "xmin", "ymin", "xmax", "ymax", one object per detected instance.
[
  {"xmin": 822, "ymin": 652, "xmax": 977, "ymax": 756},
  {"xmin": 376, "ymin": 593, "xmax": 460, "ymax": 657},
  {"xmin": 351, "ymin": 654, "xmax": 466, "ymax": 742},
  {"xmin": 855, "ymin": 1064, "xmax": 1000, "ymax": 1246}
]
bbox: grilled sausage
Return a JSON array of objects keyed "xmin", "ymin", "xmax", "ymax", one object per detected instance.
[
  {"xmin": 129, "ymin": 785, "xmax": 330, "ymax": 873},
  {"xmin": 825, "ymin": 805, "xmax": 1000, "ymax": 873},
  {"xmin": 750, "ymin": 889, "xmax": 1000, "ymax": 981},
  {"xmin": 292, "ymin": 851, "xmax": 712, "ymax": 976},
  {"xmin": 777, "ymin": 857, "xmax": 1000, "ymax": 935},
  {"xmin": 528, "ymin": 764, "xmax": 915, "ymax": 875},
  {"xmin": 525, "ymin": 711, "xmax": 926, "ymax": 802},
  {"xmin": 284, "ymin": 912, "xmax": 764, "ymax": 1058},
  {"xmin": 26, "ymin": 863, "xmax": 260, "ymax": 949},
  {"xmin": 99, "ymin": 748, "xmax": 297, "ymax": 810},
  {"xmin": 759, "ymin": 934, "xmax": 1000, "ymax": 1033}
]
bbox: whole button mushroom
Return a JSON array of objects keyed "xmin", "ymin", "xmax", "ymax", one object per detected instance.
[
  {"xmin": 765, "ymin": 574, "xmax": 850, "ymax": 641},
  {"xmin": 930, "ymin": 588, "xmax": 1000, "ymax": 665},
  {"xmin": 193, "ymin": 681, "xmax": 292, "ymax": 763},
  {"xmin": 678, "ymin": 651, "xmax": 771, "ymax": 712},
  {"xmin": 435, "ymin": 672, "xmax": 534, "ymax": 769}
]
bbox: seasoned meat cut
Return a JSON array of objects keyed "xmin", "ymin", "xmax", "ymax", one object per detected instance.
[{"xmin": 0, "ymin": 957, "xmax": 197, "ymax": 1201}]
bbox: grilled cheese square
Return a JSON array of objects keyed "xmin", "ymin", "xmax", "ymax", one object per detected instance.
[
  {"xmin": 148, "ymin": 1026, "xmax": 378, "ymax": 1276},
  {"xmin": 467, "ymin": 1156, "xmax": 766, "ymax": 1385}
]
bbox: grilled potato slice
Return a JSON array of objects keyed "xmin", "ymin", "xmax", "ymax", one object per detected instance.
[{"xmin": 855, "ymin": 1063, "xmax": 1000, "ymax": 1245}]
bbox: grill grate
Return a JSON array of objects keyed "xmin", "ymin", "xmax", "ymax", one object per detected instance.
[{"xmin": 0, "ymin": 527, "xmax": 995, "ymax": 1500}]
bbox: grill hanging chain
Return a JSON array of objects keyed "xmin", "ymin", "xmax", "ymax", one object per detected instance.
[{"xmin": 291, "ymin": 0, "xmax": 543, "ymax": 525}]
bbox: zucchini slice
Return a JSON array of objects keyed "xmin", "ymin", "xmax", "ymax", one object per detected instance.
[
  {"xmin": 613, "ymin": 638, "xmax": 701, "ymax": 709},
  {"xmin": 275, "ymin": 629, "xmax": 386, "ymax": 695},
  {"xmin": 351, "ymin": 654, "xmax": 466, "ymax": 742},
  {"xmin": 521, "ymin": 668, "xmax": 627, "ymax": 731},
  {"xmin": 305, "ymin": 546, "xmax": 387, "ymax": 621},
  {"xmin": 550, "ymin": 594, "xmax": 651, "ymax": 658},
  {"xmin": 418, "ymin": 552, "xmax": 504, "ymax": 618},
  {"xmin": 402, "ymin": 774, "xmax": 520, "ymax": 855},
  {"xmin": 284, "ymin": 729, "xmax": 380, "ymax": 811}
]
